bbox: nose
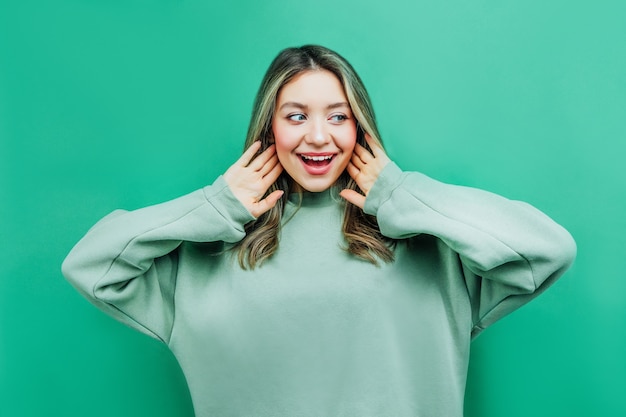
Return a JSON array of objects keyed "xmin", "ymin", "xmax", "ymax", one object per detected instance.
[{"xmin": 305, "ymin": 118, "xmax": 330, "ymax": 145}]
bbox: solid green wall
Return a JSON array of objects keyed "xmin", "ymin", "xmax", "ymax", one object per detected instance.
[{"xmin": 1, "ymin": 1, "xmax": 624, "ymax": 416}]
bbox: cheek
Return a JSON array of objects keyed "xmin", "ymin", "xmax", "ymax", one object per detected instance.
[
  {"xmin": 335, "ymin": 126, "xmax": 357, "ymax": 171},
  {"xmin": 341, "ymin": 124, "xmax": 358, "ymax": 153},
  {"xmin": 272, "ymin": 123, "xmax": 295, "ymax": 164}
]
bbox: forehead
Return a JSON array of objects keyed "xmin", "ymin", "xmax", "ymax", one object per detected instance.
[{"xmin": 276, "ymin": 70, "xmax": 347, "ymax": 104}]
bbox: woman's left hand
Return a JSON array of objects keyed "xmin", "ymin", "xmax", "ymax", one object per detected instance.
[{"xmin": 340, "ymin": 133, "xmax": 391, "ymax": 209}]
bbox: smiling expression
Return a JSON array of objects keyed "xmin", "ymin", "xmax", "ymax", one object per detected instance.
[{"xmin": 272, "ymin": 70, "xmax": 357, "ymax": 193}]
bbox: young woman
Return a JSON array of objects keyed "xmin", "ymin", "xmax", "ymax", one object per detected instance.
[{"xmin": 62, "ymin": 45, "xmax": 576, "ymax": 417}]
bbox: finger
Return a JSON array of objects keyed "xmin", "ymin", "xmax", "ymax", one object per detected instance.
[
  {"xmin": 248, "ymin": 144, "xmax": 276, "ymax": 170},
  {"xmin": 364, "ymin": 133, "xmax": 390, "ymax": 163},
  {"xmin": 339, "ymin": 189, "xmax": 366, "ymax": 209},
  {"xmin": 345, "ymin": 161, "xmax": 360, "ymax": 180},
  {"xmin": 251, "ymin": 190, "xmax": 284, "ymax": 217},
  {"xmin": 265, "ymin": 189, "xmax": 284, "ymax": 206},
  {"xmin": 363, "ymin": 133, "xmax": 374, "ymax": 150},
  {"xmin": 258, "ymin": 154, "xmax": 279, "ymax": 177},
  {"xmin": 237, "ymin": 141, "xmax": 262, "ymax": 166},
  {"xmin": 353, "ymin": 142, "xmax": 373, "ymax": 163},
  {"xmin": 363, "ymin": 133, "xmax": 381, "ymax": 158},
  {"xmin": 350, "ymin": 151, "xmax": 366, "ymax": 170},
  {"xmin": 261, "ymin": 159, "xmax": 283, "ymax": 185}
]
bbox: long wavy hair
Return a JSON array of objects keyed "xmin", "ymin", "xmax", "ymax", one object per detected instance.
[{"xmin": 233, "ymin": 44, "xmax": 395, "ymax": 269}]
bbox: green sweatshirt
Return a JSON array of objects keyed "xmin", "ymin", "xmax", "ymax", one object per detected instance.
[{"xmin": 62, "ymin": 162, "xmax": 576, "ymax": 417}]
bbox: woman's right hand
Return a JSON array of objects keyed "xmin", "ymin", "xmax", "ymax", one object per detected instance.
[{"xmin": 223, "ymin": 141, "xmax": 284, "ymax": 218}]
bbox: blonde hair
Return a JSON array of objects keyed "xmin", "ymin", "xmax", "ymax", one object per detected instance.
[{"xmin": 234, "ymin": 45, "xmax": 395, "ymax": 269}]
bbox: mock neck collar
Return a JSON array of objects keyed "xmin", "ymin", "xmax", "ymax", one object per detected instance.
[{"xmin": 287, "ymin": 187, "xmax": 340, "ymax": 208}]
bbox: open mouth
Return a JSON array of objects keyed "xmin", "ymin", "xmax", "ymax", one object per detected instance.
[{"xmin": 299, "ymin": 154, "xmax": 334, "ymax": 167}]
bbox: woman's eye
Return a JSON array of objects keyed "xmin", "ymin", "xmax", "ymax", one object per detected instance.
[
  {"xmin": 329, "ymin": 114, "xmax": 348, "ymax": 123},
  {"xmin": 288, "ymin": 114, "xmax": 306, "ymax": 122}
]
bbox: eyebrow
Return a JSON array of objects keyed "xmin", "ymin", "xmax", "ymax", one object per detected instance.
[{"xmin": 278, "ymin": 101, "xmax": 351, "ymax": 111}]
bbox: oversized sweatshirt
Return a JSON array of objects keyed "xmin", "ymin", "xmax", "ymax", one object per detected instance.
[{"xmin": 62, "ymin": 162, "xmax": 576, "ymax": 417}]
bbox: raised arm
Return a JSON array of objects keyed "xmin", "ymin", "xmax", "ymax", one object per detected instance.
[
  {"xmin": 62, "ymin": 142, "xmax": 283, "ymax": 343},
  {"xmin": 342, "ymin": 136, "xmax": 576, "ymax": 337},
  {"xmin": 62, "ymin": 176, "xmax": 255, "ymax": 342}
]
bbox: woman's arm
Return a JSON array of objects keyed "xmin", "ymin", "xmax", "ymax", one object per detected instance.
[
  {"xmin": 342, "ymin": 136, "xmax": 576, "ymax": 337},
  {"xmin": 62, "ymin": 141, "xmax": 283, "ymax": 343},
  {"xmin": 366, "ymin": 162, "xmax": 576, "ymax": 337},
  {"xmin": 62, "ymin": 176, "xmax": 255, "ymax": 343}
]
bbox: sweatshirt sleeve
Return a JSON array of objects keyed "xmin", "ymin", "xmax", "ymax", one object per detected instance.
[
  {"xmin": 363, "ymin": 162, "xmax": 577, "ymax": 338},
  {"xmin": 61, "ymin": 176, "xmax": 255, "ymax": 344}
]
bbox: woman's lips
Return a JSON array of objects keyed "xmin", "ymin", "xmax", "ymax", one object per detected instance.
[{"xmin": 298, "ymin": 153, "xmax": 336, "ymax": 175}]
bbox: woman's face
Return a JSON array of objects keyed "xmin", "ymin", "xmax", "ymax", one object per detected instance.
[{"xmin": 272, "ymin": 70, "xmax": 357, "ymax": 192}]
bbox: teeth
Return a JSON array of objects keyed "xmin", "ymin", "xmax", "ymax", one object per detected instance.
[{"xmin": 301, "ymin": 155, "xmax": 333, "ymax": 161}]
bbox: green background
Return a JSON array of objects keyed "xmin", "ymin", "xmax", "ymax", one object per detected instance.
[{"xmin": 1, "ymin": 1, "xmax": 624, "ymax": 416}]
